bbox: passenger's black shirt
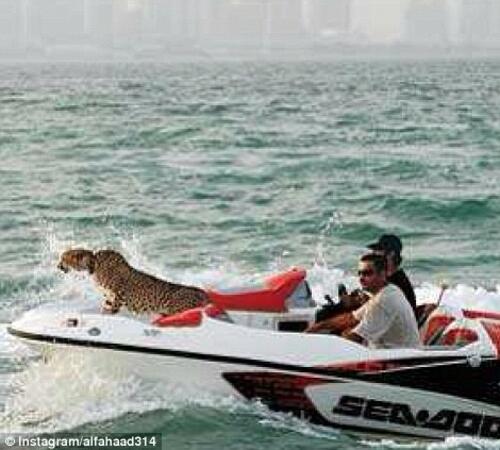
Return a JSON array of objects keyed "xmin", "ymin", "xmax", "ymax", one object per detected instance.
[{"xmin": 388, "ymin": 269, "xmax": 417, "ymax": 317}]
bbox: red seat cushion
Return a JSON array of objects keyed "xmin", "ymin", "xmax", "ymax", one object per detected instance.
[
  {"xmin": 438, "ymin": 326, "xmax": 478, "ymax": 346},
  {"xmin": 464, "ymin": 309, "xmax": 500, "ymax": 321},
  {"xmin": 206, "ymin": 268, "xmax": 306, "ymax": 312},
  {"xmin": 482, "ymin": 321, "xmax": 500, "ymax": 356},
  {"xmin": 152, "ymin": 304, "xmax": 224, "ymax": 328},
  {"xmin": 152, "ymin": 308, "xmax": 203, "ymax": 327},
  {"xmin": 420, "ymin": 310, "xmax": 456, "ymax": 345}
]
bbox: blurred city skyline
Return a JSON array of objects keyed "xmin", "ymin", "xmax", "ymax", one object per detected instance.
[{"xmin": 1, "ymin": 0, "xmax": 500, "ymax": 60}]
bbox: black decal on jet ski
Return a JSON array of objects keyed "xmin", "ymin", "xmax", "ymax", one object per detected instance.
[
  {"xmin": 424, "ymin": 409, "xmax": 455, "ymax": 431},
  {"xmin": 332, "ymin": 395, "xmax": 500, "ymax": 437},
  {"xmin": 415, "ymin": 409, "xmax": 429, "ymax": 424},
  {"xmin": 389, "ymin": 403, "xmax": 417, "ymax": 427},
  {"xmin": 363, "ymin": 399, "xmax": 391, "ymax": 422},
  {"xmin": 223, "ymin": 371, "xmax": 338, "ymax": 427},
  {"xmin": 332, "ymin": 395, "xmax": 364, "ymax": 417},
  {"xmin": 454, "ymin": 412, "xmax": 481, "ymax": 435},
  {"xmin": 480, "ymin": 415, "xmax": 500, "ymax": 439},
  {"xmin": 359, "ymin": 358, "xmax": 500, "ymax": 407}
]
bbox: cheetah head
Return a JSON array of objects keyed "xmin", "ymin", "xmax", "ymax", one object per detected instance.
[{"xmin": 58, "ymin": 249, "xmax": 96, "ymax": 274}]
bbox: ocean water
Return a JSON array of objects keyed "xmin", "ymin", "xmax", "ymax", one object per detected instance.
[{"xmin": 0, "ymin": 60, "xmax": 500, "ymax": 449}]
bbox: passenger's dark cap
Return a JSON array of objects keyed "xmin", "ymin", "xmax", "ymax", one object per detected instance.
[{"xmin": 367, "ymin": 234, "xmax": 402, "ymax": 254}]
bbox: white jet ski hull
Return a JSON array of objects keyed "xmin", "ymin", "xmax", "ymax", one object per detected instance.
[{"xmin": 8, "ymin": 304, "xmax": 500, "ymax": 440}]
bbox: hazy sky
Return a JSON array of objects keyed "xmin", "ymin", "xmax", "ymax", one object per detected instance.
[
  {"xmin": 350, "ymin": 0, "xmax": 408, "ymax": 42},
  {"xmin": 0, "ymin": 0, "xmax": 499, "ymax": 59}
]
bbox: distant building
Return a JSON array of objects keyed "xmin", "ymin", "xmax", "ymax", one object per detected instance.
[
  {"xmin": 351, "ymin": 0, "xmax": 408, "ymax": 44},
  {"xmin": 303, "ymin": 0, "xmax": 350, "ymax": 35},
  {"xmin": 266, "ymin": 0, "xmax": 304, "ymax": 43},
  {"xmin": 460, "ymin": 0, "xmax": 500, "ymax": 47},
  {"xmin": 404, "ymin": 0, "xmax": 449, "ymax": 46},
  {"xmin": 0, "ymin": 0, "xmax": 25, "ymax": 50},
  {"xmin": 28, "ymin": 0, "xmax": 87, "ymax": 47},
  {"xmin": 193, "ymin": 0, "xmax": 265, "ymax": 50},
  {"xmin": 84, "ymin": 0, "xmax": 114, "ymax": 49},
  {"xmin": 143, "ymin": 0, "xmax": 204, "ymax": 46},
  {"xmin": 111, "ymin": 0, "xmax": 145, "ymax": 48}
]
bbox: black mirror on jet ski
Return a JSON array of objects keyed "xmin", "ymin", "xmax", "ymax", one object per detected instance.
[
  {"xmin": 324, "ymin": 294, "xmax": 334, "ymax": 306},
  {"xmin": 338, "ymin": 283, "xmax": 347, "ymax": 298},
  {"xmin": 315, "ymin": 284, "xmax": 348, "ymax": 323},
  {"xmin": 315, "ymin": 283, "xmax": 372, "ymax": 323}
]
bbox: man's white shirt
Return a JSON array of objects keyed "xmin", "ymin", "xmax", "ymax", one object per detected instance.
[{"xmin": 352, "ymin": 284, "xmax": 420, "ymax": 348}]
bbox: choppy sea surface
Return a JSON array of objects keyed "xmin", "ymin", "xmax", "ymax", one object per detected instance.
[{"xmin": 0, "ymin": 60, "xmax": 500, "ymax": 449}]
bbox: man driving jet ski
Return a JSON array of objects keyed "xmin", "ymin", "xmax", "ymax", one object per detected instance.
[
  {"xmin": 315, "ymin": 234, "xmax": 417, "ymax": 322},
  {"xmin": 306, "ymin": 253, "xmax": 420, "ymax": 349}
]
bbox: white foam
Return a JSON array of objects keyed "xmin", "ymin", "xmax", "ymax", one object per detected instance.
[
  {"xmin": 361, "ymin": 434, "xmax": 500, "ymax": 449},
  {"xmin": 256, "ymin": 407, "xmax": 340, "ymax": 441},
  {"xmin": 0, "ymin": 347, "xmax": 240, "ymax": 434},
  {"xmin": 119, "ymin": 232, "xmax": 162, "ymax": 276},
  {"xmin": 428, "ymin": 435, "xmax": 500, "ymax": 449},
  {"xmin": 415, "ymin": 282, "xmax": 500, "ymax": 314},
  {"xmin": 361, "ymin": 437, "xmax": 423, "ymax": 448},
  {"xmin": 0, "ymin": 325, "xmax": 37, "ymax": 360},
  {"xmin": 314, "ymin": 209, "xmax": 344, "ymax": 269}
]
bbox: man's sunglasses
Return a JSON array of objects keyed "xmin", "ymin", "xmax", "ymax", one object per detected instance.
[{"xmin": 358, "ymin": 269, "xmax": 374, "ymax": 277}]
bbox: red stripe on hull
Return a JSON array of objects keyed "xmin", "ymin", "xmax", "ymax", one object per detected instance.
[
  {"xmin": 482, "ymin": 321, "xmax": 500, "ymax": 357},
  {"xmin": 223, "ymin": 372, "xmax": 335, "ymax": 417}
]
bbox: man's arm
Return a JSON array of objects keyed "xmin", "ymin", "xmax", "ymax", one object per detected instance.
[
  {"xmin": 338, "ymin": 290, "xmax": 370, "ymax": 312},
  {"xmin": 350, "ymin": 289, "xmax": 393, "ymax": 345},
  {"xmin": 305, "ymin": 312, "xmax": 359, "ymax": 334},
  {"xmin": 342, "ymin": 329, "xmax": 365, "ymax": 344}
]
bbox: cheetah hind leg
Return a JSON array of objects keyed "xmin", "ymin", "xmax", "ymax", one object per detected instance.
[{"xmin": 100, "ymin": 292, "xmax": 121, "ymax": 314}]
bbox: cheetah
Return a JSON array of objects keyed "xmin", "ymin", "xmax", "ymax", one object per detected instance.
[{"xmin": 57, "ymin": 248, "xmax": 209, "ymax": 315}]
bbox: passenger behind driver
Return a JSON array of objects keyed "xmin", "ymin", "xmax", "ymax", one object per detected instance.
[
  {"xmin": 367, "ymin": 234, "xmax": 417, "ymax": 317},
  {"xmin": 306, "ymin": 253, "xmax": 420, "ymax": 349}
]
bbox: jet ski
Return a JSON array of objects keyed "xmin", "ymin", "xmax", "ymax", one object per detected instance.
[{"xmin": 7, "ymin": 267, "xmax": 500, "ymax": 440}]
